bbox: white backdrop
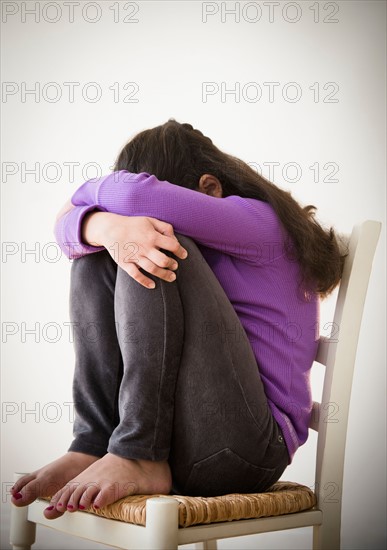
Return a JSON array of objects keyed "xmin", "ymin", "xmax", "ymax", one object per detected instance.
[{"xmin": 1, "ymin": 1, "xmax": 386, "ymax": 549}]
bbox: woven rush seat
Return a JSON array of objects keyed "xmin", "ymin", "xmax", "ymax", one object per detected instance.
[{"xmin": 73, "ymin": 481, "xmax": 316, "ymax": 528}]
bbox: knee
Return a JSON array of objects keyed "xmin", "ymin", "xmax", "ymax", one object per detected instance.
[
  {"xmin": 173, "ymin": 234, "xmax": 205, "ymax": 265},
  {"xmin": 71, "ymin": 249, "xmax": 113, "ymax": 274},
  {"xmin": 70, "ymin": 250, "xmax": 117, "ymax": 293}
]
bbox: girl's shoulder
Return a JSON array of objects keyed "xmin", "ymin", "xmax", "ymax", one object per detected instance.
[{"xmin": 225, "ymin": 195, "xmax": 284, "ymax": 236}]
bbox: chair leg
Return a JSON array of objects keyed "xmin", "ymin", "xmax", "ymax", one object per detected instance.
[
  {"xmin": 313, "ymin": 523, "xmax": 340, "ymax": 550},
  {"xmin": 145, "ymin": 497, "xmax": 179, "ymax": 550},
  {"xmin": 9, "ymin": 503, "xmax": 36, "ymax": 550},
  {"xmin": 10, "ymin": 474, "xmax": 36, "ymax": 550},
  {"xmin": 194, "ymin": 541, "xmax": 218, "ymax": 549}
]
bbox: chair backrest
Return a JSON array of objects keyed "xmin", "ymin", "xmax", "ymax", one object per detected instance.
[{"xmin": 310, "ymin": 221, "xmax": 381, "ymax": 515}]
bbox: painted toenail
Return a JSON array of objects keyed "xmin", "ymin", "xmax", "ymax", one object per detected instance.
[
  {"xmin": 45, "ymin": 506, "xmax": 55, "ymax": 511},
  {"xmin": 57, "ymin": 502, "xmax": 63, "ymax": 507},
  {"xmin": 67, "ymin": 504, "xmax": 74, "ymax": 509},
  {"xmin": 93, "ymin": 504, "xmax": 100, "ymax": 509},
  {"xmin": 79, "ymin": 505, "xmax": 85, "ymax": 510},
  {"xmin": 13, "ymin": 493, "xmax": 23, "ymax": 500}
]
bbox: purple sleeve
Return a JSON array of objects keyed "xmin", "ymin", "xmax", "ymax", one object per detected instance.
[
  {"xmin": 54, "ymin": 204, "xmax": 106, "ymax": 259},
  {"xmin": 56, "ymin": 170, "xmax": 282, "ymax": 260}
]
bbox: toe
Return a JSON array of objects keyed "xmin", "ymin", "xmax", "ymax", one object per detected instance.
[
  {"xmin": 51, "ymin": 483, "xmax": 75, "ymax": 512},
  {"xmin": 90, "ymin": 490, "xmax": 103, "ymax": 510},
  {"xmin": 92, "ymin": 483, "xmax": 121, "ymax": 509},
  {"xmin": 11, "ymin": 493, "xmax": 25, "ymax": 507},
  {"xmin": 90, "ymin": 480, "xmax": 138, "ymax": 509},
  {"xmin": 43, "ymin": 505, "xmax": 65, "ymax": 520},
  {"xmin": 11, "ymin": 479, "xmax": 42, "ymax": 507},
  {"xmin": 66, "ymin": 483, "xmax": 90, "ymax": 512},
  {"xmin": 11, "ymin": 474, "xmax": 35, "ymax": 495},
  {"xmin": 93, "ymin": 485, "xmax": 114, "ymax": 509},
  {"xmin": 76, "ymin": 483, "xmax": 101, "ymax": 511}
]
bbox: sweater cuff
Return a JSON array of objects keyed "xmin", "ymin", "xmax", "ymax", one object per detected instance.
[{"xmin": 54, "ymin": 205, "xmax": 106, "ymax": 259}]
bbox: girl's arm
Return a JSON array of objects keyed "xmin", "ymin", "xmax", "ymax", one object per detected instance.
[
  {"xmin": 55, "ymin": 198, "xmax": 75, "ymax": 222},
  {"xmin": 55, "ymin": 170, "xmax": 282, "ymax": 262},
  {"xmin": 54, "ymin": 205, "xmax": 188, "ymax": 289},
  {"xmin": 81, "ymin": 211, "xmax": 188, "ymax": 288},
  {"xmin": 54, "ymin": 203, "xmax": 107, "ymax": 258}
]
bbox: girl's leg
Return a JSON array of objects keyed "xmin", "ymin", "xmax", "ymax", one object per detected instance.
[
  {"xmin": 68, "ymin": 249, "xmax": 123, "ymax": 457},
  {"xmin": 111, "ymin": 234, "xmax": 289, "ymax": 494},
  {"xmin": 11, "ymin": 250, "xmax": 121, "ymax": 508},
  {"xmin": 46, "ymin": 248, "xmax": 184, "ymax": 512},
  {"xmin": 50, "ymin": 235, "xmax": 288, "ymax": 512},
  {"xmin": 167, "ymin": 236, "xmax": 289, "ymax": 496},
  {"xmin": 69, "ymin": 245, "xmax": 184, "ymax": 461},
  {"xmin": 108, "ymin": 247, "xmax": 184, "ymax": 460}
]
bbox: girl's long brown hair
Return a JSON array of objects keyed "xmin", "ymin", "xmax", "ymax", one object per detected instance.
[{"xmin": 115, "ymin": 119, "xmax": 346, "ymax": 298}]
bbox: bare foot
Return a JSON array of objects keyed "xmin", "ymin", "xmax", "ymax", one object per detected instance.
[
  {"xmin": 11, "ymin": 452, "xmax": 99, "ymax": 512},
  {"xmin": 47, "ymin": 453, "xmax": 172, "ymax": 518}
]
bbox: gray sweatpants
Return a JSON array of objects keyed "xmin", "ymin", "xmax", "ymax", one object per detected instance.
[{"xmin": 68, "ymin": 235, "xmax": 289, "ymax": 497}]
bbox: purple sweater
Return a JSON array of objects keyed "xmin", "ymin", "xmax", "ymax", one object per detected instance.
[{"xmin": 54, "ymin": 171, "xmax": 319, "ymax": 462}]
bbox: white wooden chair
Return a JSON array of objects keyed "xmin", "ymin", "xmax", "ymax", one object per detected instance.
[{"xmin": 10, "ymin": 220, "xmax": 381, "ymax": 550}]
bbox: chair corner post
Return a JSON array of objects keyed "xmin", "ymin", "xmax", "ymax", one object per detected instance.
[
  {"xmin": 145, "ymin": 496, "xmax": 179, "ymax": 550},
  {"xmin": 10, "ymin": 502, "xmax": 36, "ymax": 550}
]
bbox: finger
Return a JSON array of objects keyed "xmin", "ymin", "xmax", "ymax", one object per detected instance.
[
  {"xmin": 149, "ymin": 218, "xmax": 175, "ymax": 237},
  {"xmin": 138, "ymin": 257, "xmax": 177, "ymax": 283},
  {"xmin": 121, "ymin": 241, "xmax": 141, "ymax": 265},
  {"xmin": 147, "ymin": 248, "xmax": 179, "ymax": 271},
  {"xmin": 148, "ymin": 218, "xmax": 188, "ymax": 259},
  {"xmin": 155, "ymin": 234, "xmax": 188, "ymax": 260},
  {"xmin": 119, "ymin": 263, "xmax": 156, "ymax": 289}
]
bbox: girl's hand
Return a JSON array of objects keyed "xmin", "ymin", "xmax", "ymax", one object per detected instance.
[{"xmin": 82, "ymin": 211, "xmax": 188, "ymax": 288}]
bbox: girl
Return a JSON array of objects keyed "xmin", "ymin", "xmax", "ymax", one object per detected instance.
[{"xmin": 11, "ymin": 120, "xmax": 344, "ymax": 520}]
